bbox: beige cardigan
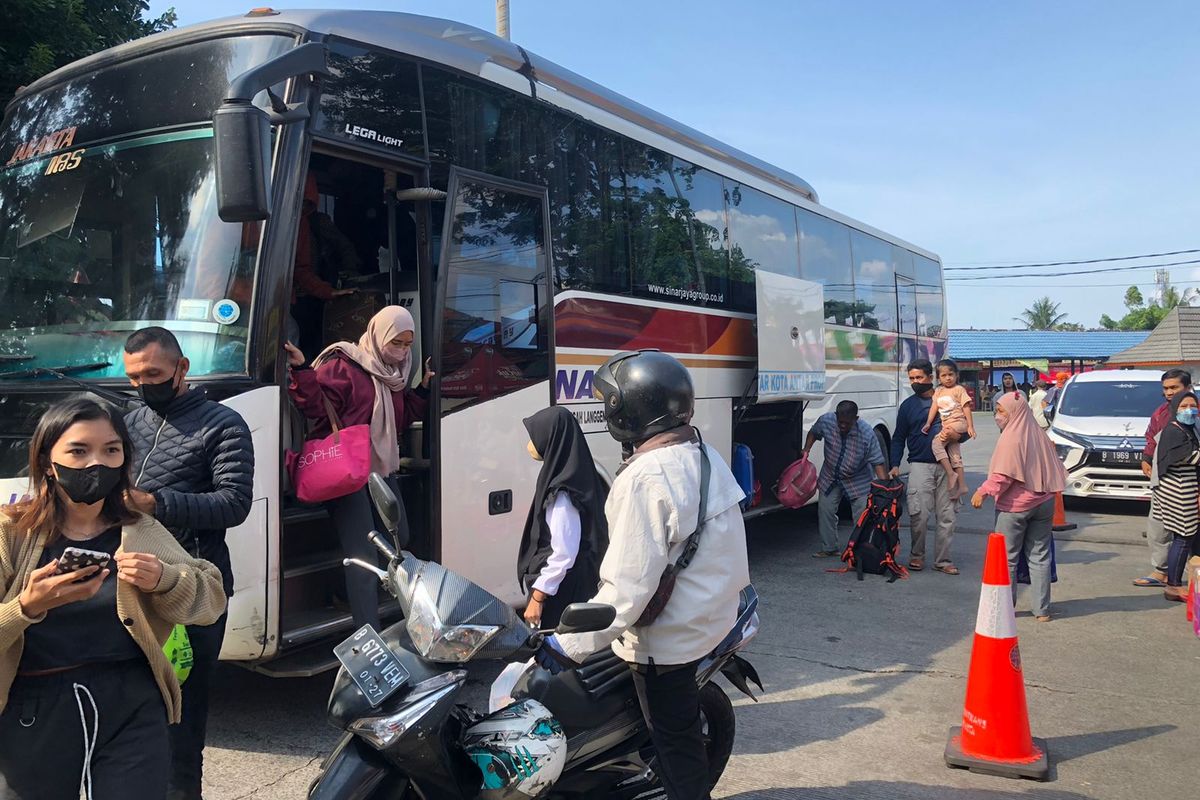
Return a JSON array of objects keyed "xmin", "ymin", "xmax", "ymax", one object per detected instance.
[{"xmin": 0, "ymin": 513, "xmax": 227, "ymax": 723}]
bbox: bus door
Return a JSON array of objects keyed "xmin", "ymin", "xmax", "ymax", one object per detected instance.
[
  {"xmin": 896, "ymin": 274, "xmax": 919, "ymax": 387},
  {"xmin": 434, "ymin": 169, "xmax": 554, "ymax": 605}
]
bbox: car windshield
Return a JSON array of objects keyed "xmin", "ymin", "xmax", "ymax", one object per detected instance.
[
  {"xmin": 0, "ymin": 129, "xmax": 258, "ymax": 378},
  {"xmin": 1058, "ymin": 380, "xmax": 1163, "ymax": 418}
]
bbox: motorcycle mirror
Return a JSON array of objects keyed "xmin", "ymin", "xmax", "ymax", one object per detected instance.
[
  {"xmin": 367, "ymin": 473, "xmax": 408, "ymax": 551},
  {"xmin": 555, "ymin": 603, "xmax": 617, "ymax": 635}
]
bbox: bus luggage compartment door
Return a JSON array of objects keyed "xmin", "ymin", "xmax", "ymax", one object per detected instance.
[{"xmin": 755, "ymin": 272, "xmax": 826, "ymax": 403}]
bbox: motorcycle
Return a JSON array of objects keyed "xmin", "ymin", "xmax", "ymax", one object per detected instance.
[{"xmin": 310, "ymin": 474, "xmax": 762, "ymax": 799}]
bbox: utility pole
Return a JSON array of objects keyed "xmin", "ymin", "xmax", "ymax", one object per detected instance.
[{"xmin": 496, "ymin": 0, "xmax": 510, "ymax": 40}]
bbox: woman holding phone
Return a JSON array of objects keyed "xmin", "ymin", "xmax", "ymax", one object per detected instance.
[{"xmin": 0, "ymin": 398, "xmax": 226, "ymax": 800}]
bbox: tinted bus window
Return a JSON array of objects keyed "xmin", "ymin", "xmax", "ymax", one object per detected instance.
[
  {"xmin": 439, "ymin": 183, "xmax": 550, "ymax": 411},
  {"xmin": 850, "ymin": 230, "xmax": 896, "ymax": 332},
  {"xmin": 1, "ymin": 35, "xmax": 293, "ymax": 158},
  {"xmin": 533, "ymin": 109, "xmax": 629, "ymax": 295},
  {"xmin": 314, "ymin": 41, "xmax": 426, "ymax": 159},
  {"xmin": 893, "ymin": 246, "xmax": 915, "ymax": 279},
  {"xmin": 914, "ymin": 254, "xmax": 945, "ymax": 336},
  {"xmin": 623, "ymin": 145, "xmax": 725, "ymax": 306},
  {"xmin": 727, "ymin": 183, "xmax": 799, "ymax": 280},
  {"xmin": 798, "ymin": 209, "xmax": 855, "ymax": 325}
]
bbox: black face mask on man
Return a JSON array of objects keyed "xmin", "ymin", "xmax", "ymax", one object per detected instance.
[
  {"xmin": 911, "ymin": 382, "xmax": 935, "ymax": 396},
  {"xmin": 138, "ymin": 368, "xmax": 180, "ymax": 413},
  {"xmin": 53, "ymin": 463, "xmax": 123, "ymax": 505}
]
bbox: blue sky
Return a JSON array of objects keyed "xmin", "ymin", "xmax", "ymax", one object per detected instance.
[{"xmin": 153, "ymin": 1, "xmax": 1200, "ymax": 330}]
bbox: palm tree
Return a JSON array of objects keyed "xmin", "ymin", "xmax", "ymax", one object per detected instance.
[{"xmin": 1014, "ymin": 297, "xmax": 1070, "ymax": 330}]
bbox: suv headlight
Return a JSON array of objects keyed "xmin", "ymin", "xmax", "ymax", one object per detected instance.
[
  {"xmin": 349, "ymin": 674, "xmax": 463, "ymax": 749},
  {"xmin": 1048, "ymin": 428, "xmax": 1085, "ymax": 467},
  {"xmin": 406, "ymin": 581, "xmax": 501, "ymax": 663}
]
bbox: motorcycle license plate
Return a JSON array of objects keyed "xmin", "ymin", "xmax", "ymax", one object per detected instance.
[
  {"xmin": 1099, "ymin": 450, "xmax": 1136, "ymax": 465},
  {"xmin": 334, "ymin": 625, "xmax": 410, "ymax": 707}
]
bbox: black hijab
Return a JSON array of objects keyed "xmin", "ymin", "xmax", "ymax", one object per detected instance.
[
  {"xmin": 1156, "ymin": 390, "xmax": 1199, "ymax": 472},
  {"xmin": 517, "ymin": 406, "xmax": 609, "ymax": 592}
]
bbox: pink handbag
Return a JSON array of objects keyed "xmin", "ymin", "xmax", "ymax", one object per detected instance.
[
  {"xmin": 775, "ymin": 453, "xmax": 818, "ymax": 508},
  {"xmin": 286, "ymin": 395, "xmax": 371, "ymax": 504}
]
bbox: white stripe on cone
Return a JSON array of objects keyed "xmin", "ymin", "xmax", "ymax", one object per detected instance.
[{"xmin": 975, "ymin": 583, "xmax": 1018, "ymax": 639}]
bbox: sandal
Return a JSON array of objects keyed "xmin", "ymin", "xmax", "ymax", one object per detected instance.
[
  {"xmin": 934, "ymin": 563, "xmax": 960, "ymax": 575},
  {"xmin": 1164, "ymin": 589, "xmax": 1188, "ymax": 603},
  {"xmin": 908, "ymin": 558, "xmax": 925, "ymax": 571},
  {"xmin": 1035, "ymin": 615, "xmax": 1052, "ymax": 623},
  {"xmin": 1132, "ymin": 574, "xmax": 1167, "ymax": 587}
]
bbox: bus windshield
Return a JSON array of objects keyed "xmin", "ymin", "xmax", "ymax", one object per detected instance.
[{"xmin": 0, "ymin": 129, "xmax": 257, "ymax": 379}]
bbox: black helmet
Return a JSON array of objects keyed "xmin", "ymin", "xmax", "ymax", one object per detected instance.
[{"xmin": 593, "ymin": 350, "xmax": 694, "ymax": 444}]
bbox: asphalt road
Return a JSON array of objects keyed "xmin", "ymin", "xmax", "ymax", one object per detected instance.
[{"xmin": 203, "ymin": 418, "xmax": 1200, "ymax": 799}]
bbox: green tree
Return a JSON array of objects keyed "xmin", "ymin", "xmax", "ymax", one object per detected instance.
[
  {"xmin": 1099, "ymin": 284, "xmax": 1177, "ymax": 330},
  {"xmin": 1, "ymin": 1, "xmax": 176, "ymax": 101},
  {"xmin": 1015, "ymin": 296, "xmax": 1070, "ymax": 330}
]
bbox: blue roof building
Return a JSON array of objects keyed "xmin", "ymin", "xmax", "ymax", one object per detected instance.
[{"xmin": 948, "ymin": 330, "xmax": 1151, "ymax": 361}]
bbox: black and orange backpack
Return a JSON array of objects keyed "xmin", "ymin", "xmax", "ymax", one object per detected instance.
[{"xmin": 838, "ymin": 479, "xmax": 908, "ymax": 582}]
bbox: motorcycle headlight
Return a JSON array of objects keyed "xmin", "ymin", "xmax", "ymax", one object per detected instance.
[
  {"xmin": 407, "ymin": 580, "xmax": 501, "ymax": 663},
  {"xmin": 349, "ymin": 673, "xmax": 464, "ymax": 750}
]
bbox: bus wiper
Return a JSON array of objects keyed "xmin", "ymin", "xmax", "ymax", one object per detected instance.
[{"xmin": 0, "ymin": 363, "xmax": 136, "ymax": 408}]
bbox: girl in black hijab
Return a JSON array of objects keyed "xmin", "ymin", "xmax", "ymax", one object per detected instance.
[
  {"xmin": 1152, "ymin": 389, "xmax": 1200, "ymax": 601},
  {"xmin": 517, "ymin": 406, "xmax": 609, "ymax": 628}
]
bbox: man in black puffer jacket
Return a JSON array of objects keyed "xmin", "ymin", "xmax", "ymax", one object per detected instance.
[{"xmin": 123, "ymin": 326, "xmax": 254, "ymax": 800}]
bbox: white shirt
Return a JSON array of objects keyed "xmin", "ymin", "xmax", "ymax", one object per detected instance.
[
  {"xmin": 1029, "ymin": 389, "xmax": 1049, "ymax": 427},
  {"xmin": 557, "ymin": 440, "xmax": 750, "ymax": 666},
  {"xmin": 532, "ymin": 492, "xmax": 581, "ymax": 596}
]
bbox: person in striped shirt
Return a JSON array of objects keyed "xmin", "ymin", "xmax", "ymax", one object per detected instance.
[{"xmin": 803, "ymin": 401, "xmax": 888, "ymax": 558}]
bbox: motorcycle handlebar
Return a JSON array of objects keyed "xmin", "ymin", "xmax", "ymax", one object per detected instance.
[{"xmin": 369, "ymin": 531, "xmax": 397, "ymax": 560}]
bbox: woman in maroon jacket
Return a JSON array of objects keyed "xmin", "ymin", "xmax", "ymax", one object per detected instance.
[{"xmin": 284, "ymin": 306, "xmax": 434, "ymax": 628}]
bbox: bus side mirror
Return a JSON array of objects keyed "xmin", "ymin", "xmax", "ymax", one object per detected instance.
[
  {"xmin": 214, "ymin": 102, "xmax": 272, "ymax": 222},
  {"xmin": 213, "ymin": 42, "xmax": 330, "ymax": 223}
]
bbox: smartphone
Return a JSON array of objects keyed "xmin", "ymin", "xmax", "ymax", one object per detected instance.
[{"xmin": 54, "ymin": 547, "xmax": 112, "ymax": 579}]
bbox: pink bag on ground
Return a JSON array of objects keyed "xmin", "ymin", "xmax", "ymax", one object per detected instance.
[
  {"xmin": 1187, "ymin": 558, "xmax": 1200, "ymax": 637},
  {"xmin": 775, "ymin": 453, "xmax": 818, "ymax": 508},
  {"xmin": 286, "ymin": 394, "xmax": 371, "ymax": 504}
]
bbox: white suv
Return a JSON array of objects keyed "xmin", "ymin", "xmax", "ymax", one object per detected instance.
[{"xmin": 1048, "ymin": 369, "xmax": 1164, "ymax": 501}]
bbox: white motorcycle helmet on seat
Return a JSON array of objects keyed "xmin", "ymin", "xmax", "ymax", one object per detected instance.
[{"xmin": 462, "ymin": 699, "xmax": 567, "ymax": 799}]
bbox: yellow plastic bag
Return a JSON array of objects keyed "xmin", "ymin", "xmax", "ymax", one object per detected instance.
[{"xmin": 164, "ymin": 624, "xmax": 193, "ymax": 685}]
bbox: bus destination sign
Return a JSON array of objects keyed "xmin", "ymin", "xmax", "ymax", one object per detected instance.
[{"xmin": 5, "ymin": 126, "xmax": 78, "ymax": 167}]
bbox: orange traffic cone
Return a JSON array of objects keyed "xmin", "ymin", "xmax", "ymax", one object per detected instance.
[
  {"xmin": 945, "ymin": 532, "xmax": 1049, "ymax": 780},
  {"xmin": 1051, "ymin": 492, "xmax": 1076, "ymax": 532}
]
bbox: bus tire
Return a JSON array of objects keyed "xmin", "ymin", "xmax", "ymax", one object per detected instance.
[{"xmin": 875, "ymin": 426, "xmax": 891, "ymax": 471}]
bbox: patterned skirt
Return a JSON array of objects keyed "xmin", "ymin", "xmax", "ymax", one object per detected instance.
[{"xmin": 1152, "ymin": 459, "xmax": 1199, "ymax": 537}]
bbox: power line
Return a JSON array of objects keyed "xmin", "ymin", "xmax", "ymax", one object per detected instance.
[
  {"xmin": 944, "ymin": 248, "xmax": 1200, "ymax": 271},
  {"xmin": 944, "ymin": 257, "xmax": 1200, "ymax": 282},
  {"xmin": 949, "ymin": 279, "xmax": 1200, "ymax": 289}
]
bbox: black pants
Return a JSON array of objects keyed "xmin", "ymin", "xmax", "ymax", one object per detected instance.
[
  {"xmin": 0, "ymin": 659, "xmax": 169, "ymax": 800},
  {"xmin": 327, "ymin": 476, "xmax": 402, "ymax": 630},
  {"xmin": 168, "ymin": 613, "xmax": 228, "ymax": 798},
  {"xmin": 629, "ymin": 661, "xmax": 710, "ymax": 800}
]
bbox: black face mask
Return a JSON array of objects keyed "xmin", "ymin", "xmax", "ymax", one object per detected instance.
[
  {"xmin": 52, "ymin": 463, "xmax": 123, "ymax": 506},
  {"xmin": 138, "ymin": 369, "xmax": 179, "ymax": 414},
  {"xmin": 912, "ymin": 382, "xmax": 934, "ymax": 396}
]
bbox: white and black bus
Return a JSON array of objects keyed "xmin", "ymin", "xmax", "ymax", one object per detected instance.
[{"xmin": 0, "ymin": 9, "xmax": 947, "ymax": 674}]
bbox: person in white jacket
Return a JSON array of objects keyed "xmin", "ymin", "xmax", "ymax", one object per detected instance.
[{"xmin": 545, "ymin": 350, "xmax": 750, "ymax": 800}]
